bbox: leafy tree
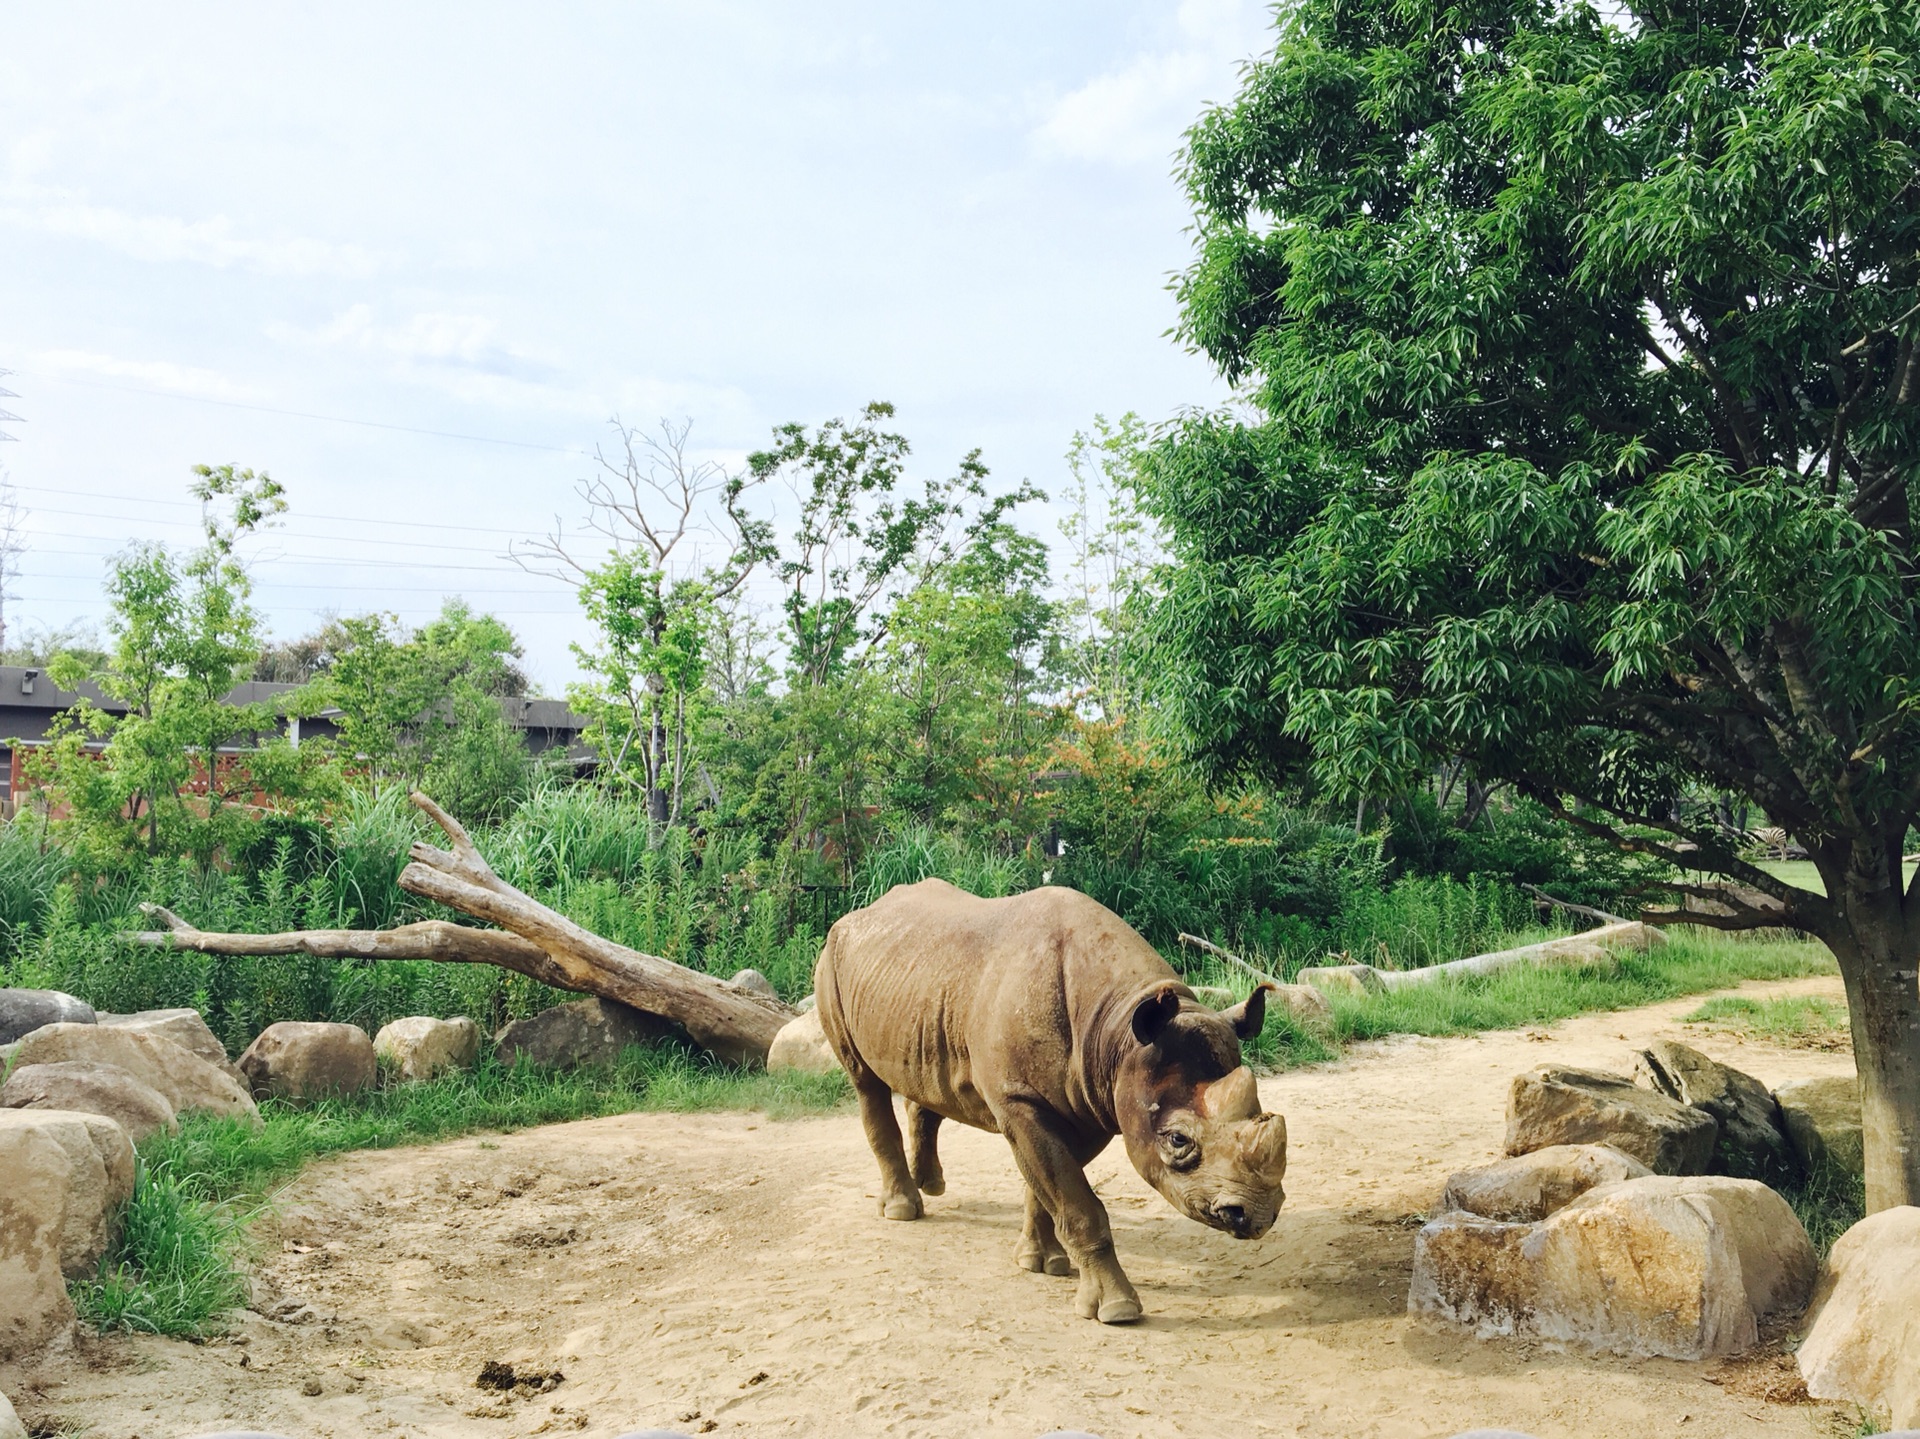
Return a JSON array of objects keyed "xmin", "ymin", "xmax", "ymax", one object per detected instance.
[
  {"xmin": 1144, "ymin": 0, "xmax": 1920, "ymax": 1207},
  {"xmin": 36, "ymin": 467, "xmax": 330, "ymax": 865},
  {"xmin": 745, "ymin": 402, "xmax": 1040, "ymax": 866},
  {"xmin": 300, "ymin": 600, "xmax": 531, "ymax": 820}
]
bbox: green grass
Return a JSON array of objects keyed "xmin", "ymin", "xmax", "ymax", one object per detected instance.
[
  {"xmin": 1231, "ymin": 928, "xmax": 1836, "ymax": 1070},
  {"xmin": 72, "ymin": 1045, "xmax": 849, "ymax": 1338},
  {"xmin": 1750, "ymin": 857, "xmax": 1919, "ymax": 897},
  {"xmin": 1782, "ymin": 1162, "xmax": 1867, "ymax": 1257},
  {"xmin": 1683, "ymin": 993, "xmax": 1851, "ymax": 1050}
]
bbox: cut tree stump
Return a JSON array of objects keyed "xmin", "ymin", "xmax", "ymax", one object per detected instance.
[{"xmin": 121, "ymin": 792, "xmax": 796, "ymax": 1068}]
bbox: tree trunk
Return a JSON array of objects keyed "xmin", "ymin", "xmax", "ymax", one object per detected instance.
[
  {"xmin": 1832, "ymin": 907, "xmax": 1920, "ymax": 1212},
  {"xmin": 122, "ymin": 791, "xmax": 796, "ymax": 1068}
]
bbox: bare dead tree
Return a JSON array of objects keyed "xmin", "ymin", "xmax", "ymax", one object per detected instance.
[
  {"xmin": 511, "ymin": 418, "xmax": 773, "ymax": 824},
  {"xmin": 122, "ymin": 792, "xmax": 794, "ymax": 1066}
]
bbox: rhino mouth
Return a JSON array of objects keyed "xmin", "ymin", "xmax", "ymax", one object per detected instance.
[{"xmin": 1201, "ymin": 1199, "xmax": 1276, "ymax": 1239}]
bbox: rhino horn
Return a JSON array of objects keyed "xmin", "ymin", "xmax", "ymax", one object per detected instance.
[{"xmin": 1203, "ymin": 1065, "xmax": 1262, "ymax": 1122}]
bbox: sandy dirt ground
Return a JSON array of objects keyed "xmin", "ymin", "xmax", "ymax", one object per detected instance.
[{"xmin": 3, "ymin": 973, "xmax": 1864, "ymax": 1439}]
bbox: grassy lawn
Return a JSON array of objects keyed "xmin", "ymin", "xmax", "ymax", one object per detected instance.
[
  {"xmin": 1218, "ymin": 928, "xmax": 1838, "ymax": 1069},
  {"xmin": 1751, "ymin": 857, "xmax": 1919, "ymax": 895},
  {"xmin": 1683, "ymin": 993, "xmax": 1852, "ymax": 1051}
]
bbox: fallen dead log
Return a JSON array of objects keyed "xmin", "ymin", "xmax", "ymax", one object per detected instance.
[
  {"xmin": 121, "ymin": 791, "xmax": 795, "ymax": 1068},
  {"xmin": 1297, "ymin": 921, "xmax": 1665, "ymax": 996}
]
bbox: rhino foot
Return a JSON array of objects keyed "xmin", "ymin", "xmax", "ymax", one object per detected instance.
[
  {"xmin": 881, "ymin": 1192, "xmax": 923, "ymax": 1221},
  {"xmin": 916, "ymin": 1173, "xmax": 946, "ymax": 1197},
  {"xmin": 1016, "ymin": 1241, "xmax": 1073, "ymax": 1276},
  {"xmin": 1073, "ymin": 1248, "xmax": 1143, "ymax": 1324}
]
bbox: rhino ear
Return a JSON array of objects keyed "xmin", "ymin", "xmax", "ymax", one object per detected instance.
[
  {"xmin": 1225, "ymin": 982, "xmax": 1276, "ymax": 1041},
  {"xmin": 1130, "ymin": 985, "xmax": 1182, "ymax": 1045}
]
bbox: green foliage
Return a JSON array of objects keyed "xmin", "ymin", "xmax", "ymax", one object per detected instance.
[
  {"xmin": 31, "ymin": 469, "xmax": 333, "ymax": 868},
  {"xmin": 296, "ymin": 600, "xmax": 533, "ymax": 823},
  {"xmin": 1149, "ymin": 0, "xmax": 1920, "ymax": 911}
]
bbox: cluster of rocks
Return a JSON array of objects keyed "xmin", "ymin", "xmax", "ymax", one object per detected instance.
[
  {"xmin": 1409, "ymin": 1037, "xmax": 1917, "ymax": 1427},
  {"xmin": 0, "ymin": 986, "xmax": 483, "ymax": 1369}
]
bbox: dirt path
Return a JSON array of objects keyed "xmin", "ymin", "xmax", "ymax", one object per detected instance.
[{"xmin": 5, "ymin": 974, "xmax": 1860, "ymax": 1439}]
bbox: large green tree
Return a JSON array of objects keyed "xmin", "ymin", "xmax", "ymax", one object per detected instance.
[{"xmin": 1145, "ymin": 0, "xmax": 1920, "ymax": 1207}]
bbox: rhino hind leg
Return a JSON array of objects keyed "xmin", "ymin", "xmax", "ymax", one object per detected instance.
[
  {"xmin": 906, "ymin": 1102, "xmax": 947, "ymax": 1197},
  {"xmin": 851, "ymin": 1073, "xmax": 923, "ymax": 1221},
  {"xmin": 1016, "ymin": 1183, "xmax": 1073, "ymax": 1277}
]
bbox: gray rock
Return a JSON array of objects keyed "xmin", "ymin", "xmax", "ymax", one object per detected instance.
[
  {"xmin": 728, "ymin": 968, "xmax": 778, "ymax": 1000},
  {"xmin": 373, "ymin": 1016, "xmax": 479, "ymax": 1083},
  {"xmin": 1635, "ymin": 1039, "xmax": 1798, "ymax": 1182},
  {"xmin": 97, "ymin": 1008, "xmax": 232, "ymax": 1073},
  {"xmin": 238, "ymin": 1022, "xmax": 377, "ymax": 1100},
  {"xmin": 1, "ymin": 1060, "xmax": 179, "ymax": 1144},
  {"xmin": 1797, "ymin": 1205, "xmax": 1920, "ymax": 1429},
  {"xmin": 1411, "ymin": 1175, "xmax": 1816, "ymax": 1359},
  {"xmin": 10, "ymin": 1022, "xmax": 259, "ymax": 1128},
  {"xmin": 494, "ymin": 997, "xmax": 673, "ymax": 1070},
  {"xmin": 1774, "ymin": 1074, "xmax": 1864, "ymax": 1177},
  {"xmin": 0, "ymin": 988, "xmax": 95, "ymax": 1046},
  {"xmin": 0, "ymin": 1389, "xmax": 25, "ymax": 1439},
  {"xmin": 1439, "ymin": 1142, "xmax": 1651, "ymax": 1223},
  {"xmin": 1506, "ymin": 1065, "xmax": 1718, "ymax": 1174}
]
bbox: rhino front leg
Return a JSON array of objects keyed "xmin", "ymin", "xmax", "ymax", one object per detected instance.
[
  {"xmin": 851, "ymin": 1075, "xmax": 922, "ymax": 1221},
  {"xmin": 1015, "ymin": 1182, "xmax": 1072, "ymax": 1277},
  {"xmin": 905, "ymin": 1102, "xmax": 946, "ymax": 1197},
  {"xmin": 1000, "ymin": 1101, "xmax": 1142, "ymax": 1324}
]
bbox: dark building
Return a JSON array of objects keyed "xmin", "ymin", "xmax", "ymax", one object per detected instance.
[{"xmin": 0, "ymin": 664, "xmax": 591, "ymax": 817}]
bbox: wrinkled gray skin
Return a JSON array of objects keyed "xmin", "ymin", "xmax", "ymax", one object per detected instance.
[{"xmin": 815, "ymin": 878, "xmax": 1289, "ymax": 1323}]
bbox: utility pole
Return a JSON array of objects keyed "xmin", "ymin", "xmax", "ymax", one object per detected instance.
[{"xmin": 0, "ymin": 369, "xmax": 20, "ymax": 442}]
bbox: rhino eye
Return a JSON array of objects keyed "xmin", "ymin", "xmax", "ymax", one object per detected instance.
[{"xmin": 1161, "ymin": 1130, "xmax": 1201, "ymax": 1172}]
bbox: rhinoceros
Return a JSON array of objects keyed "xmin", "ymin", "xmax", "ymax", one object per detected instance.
[{"xmin": 814, "ymin": 878, "xmax": 1288, "ymax": 1323}]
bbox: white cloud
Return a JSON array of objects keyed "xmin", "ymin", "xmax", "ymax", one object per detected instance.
[
  {"xmin": 0, "ymin": 184, "xmax": 379, "ymax": 277},
  {"xmin": 32, "ymin": 347, "xmax": 257, "ymax": 401},
  {"xmin": 1035, "ymin": 0, "xmax": 1268, "ymax": 166}
]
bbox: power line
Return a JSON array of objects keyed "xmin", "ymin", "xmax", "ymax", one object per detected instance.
[
  {"xmin": 16, "ymin": 370, "xmax": 593, "ymax": 457},
  {"xmin": 9, "ymin": 483, "xmax": 549, "ymax": 537}
]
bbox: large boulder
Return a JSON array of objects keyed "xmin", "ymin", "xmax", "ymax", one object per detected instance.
[
  {"xmin": 1506, "ymin": 1065, "xmax": 1718, "ymax": 1174},
  {"xmin": 97, "ymin": 1008, "xmax": 234, "ymax": 1075},
  {"xmin": 1774, "ymin": 1074, "xmax": 1864, "ymax": 1177},
  {"xmin": 0, "ymin": 988, "xmax": 95, "ymax": 1045},
  {"xmin": 373, "ymin": 1016, "xmax": 479, "ymax": 1083},
  {"xmin": 0, "ymin": 1114, "xmax": 72, "ymax": 1360},
  {"xmin": 1, "ymin": 1060, "xmax": 179, "ymax": 1144},
  {"xmin": 1634, "ymin": 1040, "xmax": 1798, "ymax": 1182},
  {"xmin": 238, "ymin": 1021, "xmax": 377, "ymax": 1100},
  {"xmin": 1410, "ymin": 1175, "xmax": 1817, "ymax": 1359},
  {"xmin": 767, "ymin": 1007, "xmax": 842, "ymax": 1076},
  {"xmin": 1796, "ymin": 1205, "xmax": 1920, "ymax": 1429},
  {"xmin": 1439, "ymin": 1143, "xmax": 1652, "ymax": 1224},
  {"xmin": 494, "ymin": 997, "xmax": 672, "ymax": 1070},
  {"xmin": 0, "ymin": 1110, "xmax": 135, "ymax": 1277},
  {"xmin": 10, "ymin": 1023, "xmax": 259, "ymax": 1128}
]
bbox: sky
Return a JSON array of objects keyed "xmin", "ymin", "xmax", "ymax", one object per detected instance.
[{"xmin": 0, "ymin": 1, "xmax": 1271, "ymax": 691}]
